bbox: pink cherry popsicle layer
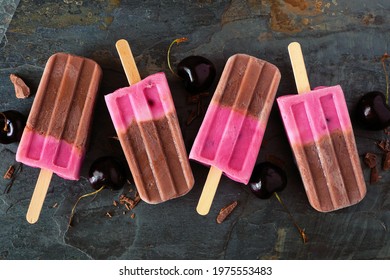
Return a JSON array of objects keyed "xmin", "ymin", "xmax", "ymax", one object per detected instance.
[
  {"xmin": 190, "ymin": 54, "xmax": 281, "ymax": 184},
  {"xmin": 105, "ymin": 72, "xmax": 194, "ymax": 204},
  {"xmin": 16, "ymin": 53, "xmax": 102, "ymax": 180},
  {"xmin": 277, "ymin": 85, "xmax": 366, "ymax": 212}
]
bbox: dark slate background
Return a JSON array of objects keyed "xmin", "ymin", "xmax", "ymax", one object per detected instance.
[{"xmin": 0, "ymin": 0, "xmax": 390, "ymax": 259}]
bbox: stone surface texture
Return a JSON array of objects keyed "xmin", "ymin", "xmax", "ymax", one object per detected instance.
[{"xmin": 1, "ymin": 0, "xmax": 390, "ymax": 259}]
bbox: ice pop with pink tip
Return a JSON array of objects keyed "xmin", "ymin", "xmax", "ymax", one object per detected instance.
[
  {"xmin": 190, "ymin": 54, "xmax": 281, "ymax": 215},
  {"xmin": 105, "ymin": 39, "xmax": 194, "ymax": 204},
  {"xmin": 277, "ymin": 42, "xmax": 366, "ymax": 212}
]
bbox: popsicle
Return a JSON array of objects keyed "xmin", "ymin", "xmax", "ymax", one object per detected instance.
[
  {"xmin": 190, "ymin": 54, "xmax": 281, "ymax": 215},
  {"xmin": 276, "ymin": 42, "xmax": 366, "ymax": 212},
  {"xmin": 16, "ymin": 53, "xmax": 102, "ymax": 223},
  {"xmin": 104, "ymin": 39, "xmax": 194, "ymax": 204}
]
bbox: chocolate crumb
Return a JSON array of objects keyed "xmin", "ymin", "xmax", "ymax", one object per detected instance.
[
  {"xmin": 216, "ymin": 201, "xmax": 238, "ymax": 224},
  {"xmin": 3, "ymin": 165, "xmax": 15, "ymax": 179},
  {"xmin": 10, "ymin": 74, "xmax": 30, "ymax": 99},
  {"xmin": 113, "ymin": 200, "xmax": 118, "ymax": 207},
  {"xmin": 3, "ymin": 164, "xmax": 22, "ymax": 194},
  {"xmin": 130, "ymin": 213, "xmax": 135, "ymax": 219},
  {"xmin": 370, "ymin": 166, "xmax": 380, "ymax": 184},
  {"xmin": 383, "ymin": 151, "xmax": 390, "ymax": 170},
  {"xmin": 377, "ymin": 140, "xmax": 390, "ymax": 152},
  {"xmin": 119, "ymin": 192, "xmax": 141, "ymax": 210},
  {"xmin": 364, "ymin": 153, "xmax": 377, "ymax": 168},
  {"xmin": 105, "ymin": 212, "xmax": 112, "ymax": 218},
  {"xmin": 51, "ymin": 202, "xmax": 58, "ymax": 208}
]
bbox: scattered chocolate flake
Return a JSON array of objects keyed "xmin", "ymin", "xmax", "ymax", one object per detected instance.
[
  {"xmin": 370, "ymin": 165, "xmax": 380, "ymax": 184},
  {"xmin": 377, "ymin": 139, "xmax": 390, "ymax": 152},
  {"xmin": 130, "ymin": 213, "xmax": 135, "ymax": 219},
  {"xmin": 3, "ymin": 164, "xmax": 22, "ymax": 194},
  {"xmin": 119, "ymin": 192, "xmax": 141, "ymax": 210},
  {"xmin": 3, "ymin": 165, "xmax": 15, "ymax": 179},
  {"xmin": 216, "ymin": 201, "xmax": 238, "ymax": 224},
  {"xmin": 105, "ymin": 212, "xmax": 113, "ymax": 218},
  {"xmin": 51, "ymin": 202, "xmax": 58, "ymax": 208},
  {"xmin": 113, "ymin": 200, "xmax": 118, "ymax": 207},
  {"xmin": 364, "ymin": 152, "xmax": 377, "ymax": 168},
  {"xmin": 383, "ymin": 151, "xmax": 390, "ymax": 170},
  {"xmin": 10, "ymin": 74, "xmax": 30, "ymax": 99}
]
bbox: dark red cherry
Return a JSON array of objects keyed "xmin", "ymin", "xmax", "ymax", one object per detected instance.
[
  {"xmin": 0, "ymin": 110, "xmax": 26, "ymax": 144},
  {"xmin": 88, "ymin": 156, "xmax": 126, "ymax": 190},
  {"xmin": 177, "ymin": 55, "xmax": 216, "ymax": 94},
  {"xmin": 249, "ymin": 162, "xmax": 287, "ymax": 199},
  {"xmin": 355, "ymin": 91, "xmax": 390, "ymax": 130}
]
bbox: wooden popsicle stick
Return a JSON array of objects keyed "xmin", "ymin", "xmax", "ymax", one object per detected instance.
[
  {"xmin": 288, "ymin": 42, "xmax": 311, "ymax": 94},
  {"xmin": 196, "ymin": 166, "xmax": 223, "ymax": 215},
  {"xmin": 26, "ymin": 169, "xmax": 53, "ymax": 224},
  {"xmin": 116, "ymin": 39, "xmax": 141, "ymax": 84}
]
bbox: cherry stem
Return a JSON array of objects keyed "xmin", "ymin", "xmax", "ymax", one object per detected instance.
[
  {"xmin": 68, "ymin": 185, "xmax": 105, "ymax": 227},
  {"xmin": 167, "ymin": 37, "xmax": 188, "ymax": 78},
  {"xmin": 381, "ymin": 53, "xmax": 389, "ymax": 105},
  {"xmin": 274, "ymin": 192, "xmax": 308, "ymax": 243},
  {"xmin": 0, "ymin": 112, "xmax": 9, "ymax": 132}
]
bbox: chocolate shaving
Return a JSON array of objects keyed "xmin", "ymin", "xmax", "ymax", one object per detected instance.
[
  {"xmin": 383, "ymin": 151, "xmax": 390, "ymax": 170},
  {"xmin": 377, "ymin": 139, "xmax": 390, "ymax": 152},
  {"xmin": 10, "ymin": 74, "xmax": 30, "ymax": 99},
  {"xmin": 119, "ymin": 192, "xmax": 141, "ymax": 210},
  {"xmin": 216, "ymin": 201, "xmax": 238, "ymax": 224},
  {"xmin": 3, "ymin": 164, "xmax": 22, "ymax": 194},
  {"xmin": 364, "ymin": 152, "xmax": 377, "ymax": 168},
  {"xmin": 105, "ymin": 212, "xmax": 113, "ymax": 218},
  {"xmin": 3, "ymin": 165, "xmax": 15, "ymax": 179},
  {"xmin": 370, "ymin": 165, "xmax": 380, "ymax": 184}
]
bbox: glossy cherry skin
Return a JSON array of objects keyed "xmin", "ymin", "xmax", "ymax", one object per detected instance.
[
  {"xmin": 88, "ymin": 156, "xmax": 126, "ymax": 190},
  {"xmin": 177, "ymin": 55, "xmax": 216, "ymax": 94},
  {"xmin": 0, "ymin": 110, "xmax": 26, "ymax": 144},
  {"xmin": 249, "ymin": 162, "xmax": 287, "ymax": 199},
  {"xmin": 355, "ymin": 91, "xmax": 390, "ymax": 130}
]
